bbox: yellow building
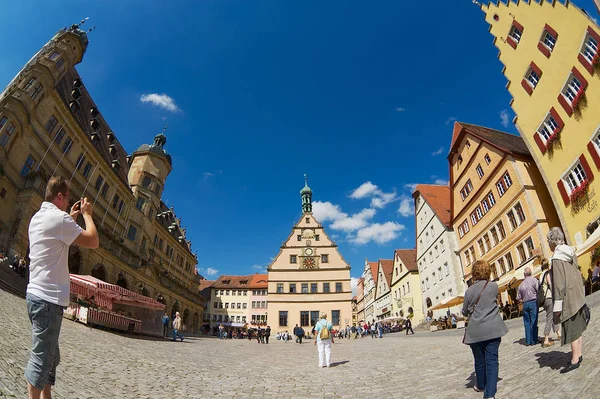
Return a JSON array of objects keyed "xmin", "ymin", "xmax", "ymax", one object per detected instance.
[
  {"xmin": 0, "ymin": 23, "xmax": 204, "ymax": 329},
  {"xmin": 481, "ymin": 0, "xmax": 600, "ymax": 272},
  {"xmin": 449, "ymin": 122, "xmax": 560, "ymax": 300},
  {"xmin": 390, "ymin": 249, "xmax": 424, "ymax": 324},
  {"xmin": 267, "ymin": 177, "xmax": 353, "ymax": 333}
]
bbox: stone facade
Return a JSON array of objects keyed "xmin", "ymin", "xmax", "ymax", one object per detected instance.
[{"xmin": 0, "ymin": 24, "xmax": 204, "ymax": 330}]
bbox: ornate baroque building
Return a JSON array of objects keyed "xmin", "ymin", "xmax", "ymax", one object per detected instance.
[
  {"xmin": 0, "ymin": 23, "xmax": 204, "ymax": 329},
  {"xmin": 267, "ymin": 177, "xmax": 353, "ymax": 333}
]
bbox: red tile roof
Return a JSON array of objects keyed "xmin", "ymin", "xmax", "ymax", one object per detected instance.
[
  {"xmin": 249, "ymin": 274, "xmax": 268, "ymax": 289},
  {"xmin": 197, "ymin": 280, "xmax": 215, "ymax": 301},
  {"xmin": 379, "ymin": 259, "xmax": 394, "ymax": 287},
  {"xmin": 394, "ymin": 249, "xmax": 417, "ymax": 273},
  {"xmin": 213, "ymin": 275, "xmax": 253, "ymax": 289},
  {"xmin": 449, "ymin": 122, "xmax": 529, "ymax": 159},
  {"xmin": 369, "ymin": 262, "xmax": 379, "ymax": 285},
  {"xmin": 413, "ymin": 184, "xmax": 451, "ymax": 227}
]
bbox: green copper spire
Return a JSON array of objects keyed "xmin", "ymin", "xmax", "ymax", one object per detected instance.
[{"xmin": 300, "ymin": 174, "xmax": 312, "ymax": 213}]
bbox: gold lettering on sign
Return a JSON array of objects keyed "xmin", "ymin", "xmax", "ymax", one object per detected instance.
[{"xmin": 587, "ymin": 188, "xmax": 597, "ymax": 213}]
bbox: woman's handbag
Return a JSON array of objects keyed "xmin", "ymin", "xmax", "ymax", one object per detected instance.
[
  {"xmin": 462, "ymin": 281, "xmax": 489, "ymax": 344},
  {"xmin": 582, "ymin": 303, "xmax": 591, "ymax": 326}
]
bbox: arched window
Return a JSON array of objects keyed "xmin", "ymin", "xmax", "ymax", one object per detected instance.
[{"xmin": 426, "ymin": 297, "xmax": 432, "ymax": 309}]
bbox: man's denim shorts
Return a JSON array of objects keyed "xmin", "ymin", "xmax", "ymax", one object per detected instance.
[{"xmin": 24, "ymin": 293, "xmax": 64, "ymax": 390}]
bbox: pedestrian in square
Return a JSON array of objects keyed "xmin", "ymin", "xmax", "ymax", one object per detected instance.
[
  {"xmin": 265, "ymin": 325, "xmax": 271, "ymax": 344},
  {"xmin": 539, "ymin": 259, "xmax": 561, "ymax": 348},
  {"xmin": 547, "ymin": 227, "xmax": 588, "ymax": 373},
  {"xmin": 462, "ymin": 259, "xmax": 508, "ymax": 399},
  {"xmin": 314, "ymin": 312, "xmax": 334, "ymax": 367},
  {"xmin": 162, "ymin": 313, "xmax": 170, "ymax": 338},
  {"xmin": 172, "ymin": 312, "xmax": 184, "ymax": 342},
  {"xmin": 25, "ymin": 177, "xmax": 99, "ymax": 399},
  {"xmin": 405, "ymin": 317, "xmax": 414, "ymax": 335},
  {"xmin": 517, "ymin": 266, "xmax": 539, "ymax": 346}
]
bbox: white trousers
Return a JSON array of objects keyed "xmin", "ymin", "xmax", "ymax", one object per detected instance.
[{"xmin": 317, "ymin": 339, "xmax": 332, "ymax": 366}]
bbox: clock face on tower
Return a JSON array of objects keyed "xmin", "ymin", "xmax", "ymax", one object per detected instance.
[
  {"xmin": 303, "ymin": 257, "xmax": 316, "ymax": 269},
  {"xmin": 305, "ymin": 247, "xmax": 314, "ymax": 256}
]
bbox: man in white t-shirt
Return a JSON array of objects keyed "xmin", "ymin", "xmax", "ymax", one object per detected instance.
[{"xmin": 25, "ymin": 177, "xmax": 99, "ymax": 399}]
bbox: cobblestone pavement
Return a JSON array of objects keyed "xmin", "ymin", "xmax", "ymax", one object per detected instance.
[{"xmin": 1, "ymin": 289, "xmax": 599, "ymax": 399}]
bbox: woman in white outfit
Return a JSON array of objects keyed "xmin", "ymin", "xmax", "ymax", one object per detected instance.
[{"xmin": 314, "ymin": 312, "xmax": 334, "ymax": 367}]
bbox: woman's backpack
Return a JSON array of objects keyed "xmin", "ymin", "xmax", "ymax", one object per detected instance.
[{"xmin": 319, "ymin": 321, "xmax": 330, "ymax": 339}]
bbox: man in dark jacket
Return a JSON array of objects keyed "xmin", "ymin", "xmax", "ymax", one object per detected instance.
[{"xmin": 265, "ymin": 326, "xmax": 271, "ymax": 344}]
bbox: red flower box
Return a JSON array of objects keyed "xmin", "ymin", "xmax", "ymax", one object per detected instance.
[
  {"xmin": 545, "ymin": 129, "xmax": 561, "ymax": 147},
  {"xmin": 592, "ymin": 52, "xmax": 600, "ymax": 66},
  {"xmin": 570, "ymin": 180, "xmax": 590, "ymax": 203},
  {"xmin": 571, "ymin": 89, "xmax": 585, "ymax": 110}
]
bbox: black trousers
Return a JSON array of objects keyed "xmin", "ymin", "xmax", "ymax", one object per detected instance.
[
  {"xmin": 265, "ymin": 335, "xmax": 269, "ymax": 344},
  {"xmin": 163, "ymin": 324, "xmax": 168, "ymax": 337}
]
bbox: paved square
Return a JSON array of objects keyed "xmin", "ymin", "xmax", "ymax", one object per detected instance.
[{"xmin": 0, "ymin": 289, "xmax": 598, "ymax": 398}]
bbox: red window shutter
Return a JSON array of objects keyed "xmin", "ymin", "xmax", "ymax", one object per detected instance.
[
  {"xmin": 588, "ymin": 26, "xmax": 600, "ymax": 43},
  {"xmin": 580, "ymin": 154, "xmax": 594, "ymax": 182},
  {"xmin": 530, "ymin": 61, "xmax": 542, "ymax": 77},
  {"xmin": 544, "ymin": 24, "xmax": 558, "ymax": 39},
  {"xmin": 557, "ymin": 93, "xmax": 573, "ymax": 116},
  {"xmin": 557, "ymin": 180, "xmax": 570, "ymax": 206},
  {"xmin": 513, "ymin": 20, "xmax": 524, "ymax": 32},
  {"xmin": 587, "ymin": 141, "xmax": 600, "ymax": 169},
  {"xmin": 571, "ymin": 67, "xmax": 588, "ymax": 90},
  {"xmin": 521, "ymin": 79, "xmax": 533, "ymax": 95},
  {"xmin": 533, "ymin": 133, "xmax": 547, "ymax": 154},
  {"xmin": 578, "ymin": 53, "xmax": 594, "ymax": 75},
  {"xmin": 537, "ymin": 42, "xmax": 551, "ymax": 58},
  {"xmin": 507, "ymin": 37, "xmax": 517, "ymax": 49},
  {"xmin": 549, "ymin": 107, "xmax": 564, "ymax": 129}
]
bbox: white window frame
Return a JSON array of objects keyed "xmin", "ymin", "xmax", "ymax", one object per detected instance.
[
  {"xmin": 488, "ymin": 192, "xmax": 496, "ymax": 207},
  {"xmin": 538, "ymin": 112, "xmax": 559, "ymax": 143},
  {"xmin": 475, "ymin": 206, "xmax": 484, "ymax": 220},
  {"xmin": 541, "ymin": 30, "xmax": 557, "ymax": 52},
  {"xmin": 563, "ymin": 162, "xmax": 587, "ymax": 194},
  {"xmin": 525, "ymin": 66, "xmax": 540, "ymax": 88},
  {"xmin": 484, "ymin": 154, "xmax": 491, "ymax": 165},
  {"xmin": 470, "ymin": 212, "xmax": 478, "ymax": 226},
  {"xmin": 509, "ymin": 25, "xmax": 522, "ymax": 43},
  {"xmin": 503, "ymin": 172, "xmax": 512, "ymax": 189},
  {"xmin": 562, "ymin": 73, "xmax": 582, "ymax": 105},
  {"xmin": 497, "ymin": 181, "xmax": 506, "ymax": 196},
  {"xmin": 581, "ymin": 32, "xmax": 598, "ymax": 63},
  {"xmin": 476, "ymin": 164, "xmax": 484, "ymax": 179}
]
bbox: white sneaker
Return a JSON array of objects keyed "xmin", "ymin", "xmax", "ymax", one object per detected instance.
[{"xmin": 318, "ymin": 364, "xmax": 324, "ymax": 368}]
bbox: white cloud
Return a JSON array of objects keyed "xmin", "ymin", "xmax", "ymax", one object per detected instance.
[
  {"xmin": 350, "ymin": 182, "xmax": 380, "ymax": 199},
  {"xmin": 251, "ymin": 264, "xmax": 267, "ymax": 272},
  {"xmin": 313, "ymin": 201, "xmax": 347, "ymax": 223},
  {"xmin": 499, "ymin": 109, "xmax": 510, "ymax": 128},
  {"xmin": 445, "ymin": 116, "xmax": 457, "ymax": 126},
  {"xmin": 350, "ymin": 222, "xmax": 405, "ymax": 245},
  {"xmin": 350, "ymin": 277, "xmax": 359, "ymax": 297},
  {"xmin": 350, "ymin": 181, "xmax": 397, "ymax": 209},
  {"xmin": 396, "ymin": 107, "xmax": 406, "ymax": 112},
  {"xmin": 434, "ymin": 179, "xmax": 449, "ymax": 186},
  {"xmin": 331, "ymin": 208, "xmax": 376, "ymax": 232},
  {"xmin": 199, "ymin": 267, "xmax": 219, "ymax": 277},
  {"xmin": 404, "ymin": 183, "xmax": 418, "ymax": 192},
  {"xmin": 203, "ymin": 172, "xmax": 214, "ymax": 178},
  {"xmin": 140, "ymin": 93, "xmax": 181, "ymax": 112},
  {"xmin": 431, "ymin": 147, "xmax": 444, "ymax": 156},
  {"xmin": 398, "ymin": 196, "xmax": 414, "ymax": 217}
]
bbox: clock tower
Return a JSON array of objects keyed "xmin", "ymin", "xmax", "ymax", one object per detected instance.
[{"xmin": 266, "ymin": 176, "xmax": 352, "ymax": 333}]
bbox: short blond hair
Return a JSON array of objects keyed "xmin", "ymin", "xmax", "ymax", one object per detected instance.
[{"xmin": 319, "ymin": 311, "xmax": 327, "ymax": 319}]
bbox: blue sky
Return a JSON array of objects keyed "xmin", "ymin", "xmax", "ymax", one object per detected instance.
[{"xmin": 2, "ymin": 1, "xmax": 598, "ymax": 286}]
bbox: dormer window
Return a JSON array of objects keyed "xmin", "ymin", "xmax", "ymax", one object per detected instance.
[{"xmin": 222, "ymin": 279, "xmax": 231, "ymax": 284}]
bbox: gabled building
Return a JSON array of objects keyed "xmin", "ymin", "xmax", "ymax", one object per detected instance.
[
  {"xmin": 0, "ymin": 23, "xmax": 204, "ymax": 331},
  {"xmin": 449, "ymin": 122, "xmax": 560, "ymax": 300},
  {"xmin": 267, "ymin": 177, "xmax": 352, "ymax": 333},
  {"xmin": 249, "ymin": 273, "xmax": 268, "ymax": 327},
  {"xmin": 390, "ymin": 249, "xmax": 423, "ymax": 323},
  {"xmin": 356, "ymin": 277, "xmax": 365, "ymax": 323},
  {"xmin": 413, "ymin": 184, "xmax": 465, "ymax": 317},
  {"xmin": 198, "ymin": 279, "xmax": 216, "ymax": 329},
  {"xmin": 210, "ymin": 275, "xmax": 252, "ymax": 333},
  {"xmin": 479, "ymin": 0, "xmax": 600, "ymax": 273},
  {"xmin": 362, "ymin": 259, "xmax": 379, "ymax": 323},
  {"xmin": 374, "ymin": 259, "xmax": 394, "ymax": 321}
]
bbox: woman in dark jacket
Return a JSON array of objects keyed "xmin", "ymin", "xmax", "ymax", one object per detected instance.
[{"xmin": 462, "ymin": 260, "xmax": 508, "ymax": 399}]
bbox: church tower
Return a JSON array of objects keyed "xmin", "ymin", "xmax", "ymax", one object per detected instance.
[{"xmin": 266, "ymin": 176, "xmax": 352, "ymax": 333}]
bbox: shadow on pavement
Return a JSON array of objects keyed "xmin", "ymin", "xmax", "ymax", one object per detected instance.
[
  {"xmin": 329, "ymin": 361, "xmax": 349, "ymax": 367},
  {"xmin": 534, "ymin": 351, "xmax": 571, "ymax": 370},
  {"xmin": 465, "ymin": 371, "xmax": 503, "ymax": 389}
]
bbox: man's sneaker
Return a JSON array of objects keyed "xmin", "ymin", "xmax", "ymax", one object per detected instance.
[{"xmin": 473, "ymin": 386, "xmax": 483, "ymax": 393}]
